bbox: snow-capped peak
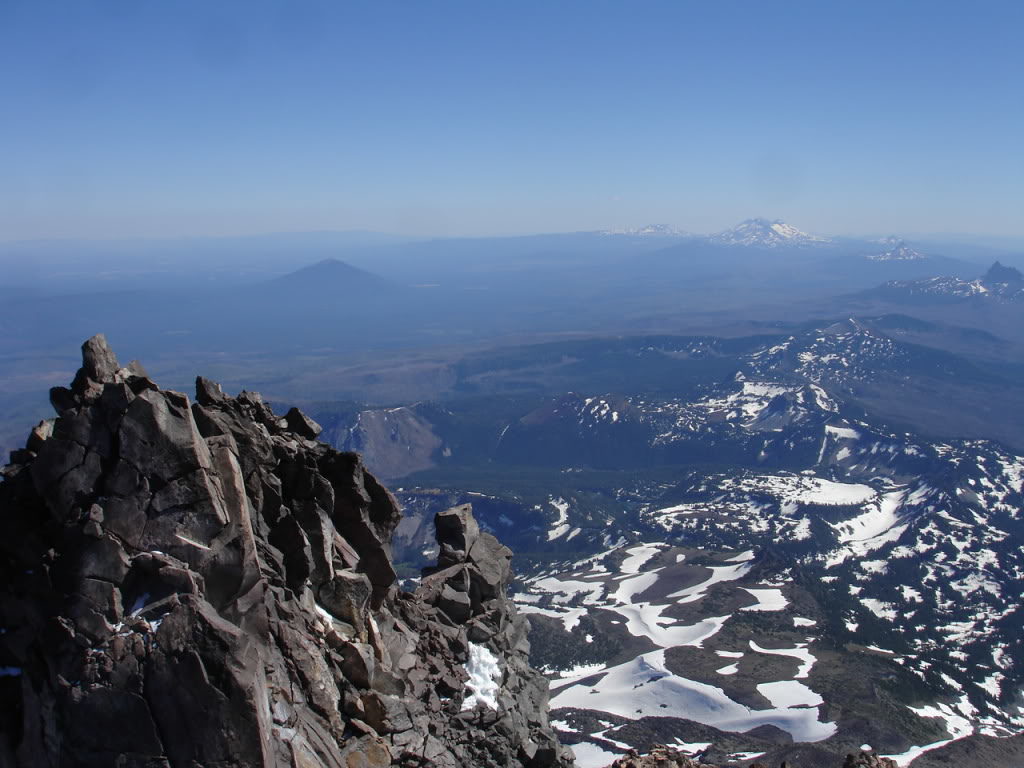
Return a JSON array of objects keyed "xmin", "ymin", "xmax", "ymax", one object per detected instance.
[
  {"xmin": 712, "ymin": 218, "xmax": 829, "ymax": 248},
  {"xmin": 865, "ymin": 239, "xmax": 927, "ymax": 261}
]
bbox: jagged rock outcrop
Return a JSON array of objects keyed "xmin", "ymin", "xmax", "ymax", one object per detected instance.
[
  {"xmin": 603, "ymin": 746, "xmax": 717, "ymax": 767},
  {"xmin": 0, "ymin": 335, "xmax": 572, "ymax": 768},
  {"xmin": 841, "ymin": 753, "xmax": 897, "ymax": 768}
]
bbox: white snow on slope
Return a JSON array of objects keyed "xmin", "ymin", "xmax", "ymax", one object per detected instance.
[
  {"xmin": 882, "ymin": 700, "xmax": 975, "ymax": 766},
  {"xmin": 668, "ymin": 562, "xmax": 753, "ymax": 602},
  {"xmin": 515, "ymin": 604, "xmax": 588, "ymax": 633},
  {"xmin": 611, "ymin": 571, "xmax": 660, "ymax": 605},
  {"xmin": 529, "ymin": 575, "xmax": 605, "ymax": 606},
  {"xmin": 740, "ymin": 588, "xmax": 788, "ymax": 612},
  {"xmin": 547, "ymin": 498, "xmax": 571, "ymax": 541},
  {"xmin": 609, "ymin": 604, "xmax": 730, "ymax": 649},
  {"xmin": 757, "ymin": 680, "xmax": 824, "ymax": 708},
  {"xmin": 860, "ymin": 598, "xmax": 898, "ymax": 620},
  {"xmin": 551, "ymin": 651, "xmax": 836, "ymax": 742},
  {"xmin": 700, "ymin": 382, "xmax": 790, "ymax": 420},
  {"xmin": 826, "ymin": 424, "xmax": 861, "ymax": 440},
  {"xmin": 827, "ymin": 488, "xmax": 909, "ymax": 565},
  {"xmin": 723, "ymin": 474, "xmax": 874, "ymax": 506},
  {"xmin": 571, "ymin": 742, "xmax": 622, "ymax": 768},
  {"xmin": 552, "ymin": 662, "xmax": 610, "ymax": 687},
  {"xmin": 619, "ymin": 543, "xmax": 665, "ymax": 574},
  {"xmin": 674, "ymin": 739, "xmax": 713, "ymax": 755},
  {"xmin": 726, "ymin": 550, "xmax": 756, "ymax": 563},
  {"xmin": 749, "ymin": 641, "xmax": 817, "ymax": 679}
]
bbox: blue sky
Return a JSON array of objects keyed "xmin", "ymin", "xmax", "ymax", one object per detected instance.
[{"xmin": 1, "ymin": 0, "xmax": 1021, "ymax": 239}]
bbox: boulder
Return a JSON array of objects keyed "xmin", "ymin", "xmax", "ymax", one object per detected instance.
[
  {"xmin": 285, "ymin": 406, "xmax": 323, "ymax": 439},
  {"xmin": 318, "ymin": 569, "xmax": 373, "ymax": 633},
  {"xmin": 435, "ymin": 504, "xmax": 479, "ymax": 554},
  {"xmin": 438, "ymin": 584, "xmax": 472, "ymax": 624}
]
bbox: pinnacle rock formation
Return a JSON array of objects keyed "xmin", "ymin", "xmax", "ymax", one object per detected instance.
[{"xmin": 0, "ymin": 335, "xmax": 572, "ymax": 768}]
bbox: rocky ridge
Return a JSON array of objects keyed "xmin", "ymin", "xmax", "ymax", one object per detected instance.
[
  {"xmin": 878, "ymin": 261, "xmax": 1024, "ymax": 302},
  {"xmin": 0, "ymin": 335, "xmax": 570, "ymax": 768},
  {"xmin": 603, "ymin": 745, "xmax": 896, "ymax": 768}
]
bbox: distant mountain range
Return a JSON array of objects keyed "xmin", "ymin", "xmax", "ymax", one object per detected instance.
[
  {"xmin": 871, "ymin": 262, "xmax": 1024, "ymax": 303},
  {"xmin": 602, "ymin": 218, "xmax": 831, "ymax": 248}
]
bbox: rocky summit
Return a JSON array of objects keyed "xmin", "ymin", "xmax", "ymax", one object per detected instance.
[{"xmin": 0, "ymin": 335, "xmax": 571, "ymax": 768}]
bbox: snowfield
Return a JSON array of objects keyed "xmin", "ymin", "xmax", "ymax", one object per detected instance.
[
  {"xmin": 740, "ymin": 588, "xmax": 788, "ymax": 612},
  {"xmin": 722, "ymin": 474, "xmax": 875, "ymax": 506},
  {"xmin": 551, "ymin": 651, "xmax": 837, "ymax": 742}
]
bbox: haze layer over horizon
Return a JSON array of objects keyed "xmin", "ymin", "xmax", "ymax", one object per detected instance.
[{"xmin": 2, "ymin": 0, "xmax": 1022, "ymax": 240}]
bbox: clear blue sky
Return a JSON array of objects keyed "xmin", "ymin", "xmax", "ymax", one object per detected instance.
[{"xmin": 1, "ymin": 0, "xmax": 1021, "ymax": 239}]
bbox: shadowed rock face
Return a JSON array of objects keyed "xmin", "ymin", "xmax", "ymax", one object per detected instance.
[{"xmin": 0, "ymin": 335, "xmax": 572, "ymax": 768}]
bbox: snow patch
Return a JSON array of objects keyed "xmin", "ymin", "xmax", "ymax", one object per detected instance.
[
  {"xmin": 462, "ymin": 643, "xmax": 502, "ymax": 711},
  {"xmin": 547, "ymin": 498, "xmax": 571, "ymax": 541},
  {"xmin": 740, "ymin": 588, "xmax": 788, "ymax": 612},
  {"xmin": 749, "ymin": 641, "xmax": 817, "ymax": 679},
  {"xmin": 550, "ymin": 650, "xmax": 836, "ymax": 742},
  {"xmin": 571, "ymin": 742, "xmax": 622, "ymax": 768}
]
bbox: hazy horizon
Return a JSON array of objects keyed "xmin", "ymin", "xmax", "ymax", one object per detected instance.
[
  {"xmin": 3, "ymin": 0, "xmax": 1022, "ymax": 241},
  {"xmin": 3, "ymin": 221, "xmax": 1024, "ymax": 248}
]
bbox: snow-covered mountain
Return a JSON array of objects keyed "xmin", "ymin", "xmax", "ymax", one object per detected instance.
[
  {"xmin": 711, "ymin": 218, "xmax": 830, "ymax": 248},
  {"xmin": 745, "ymin": 318, "xmax": 914, "ymax": 386},
  {"xmin": 865, "ymin": 238, "xmax": 928, "ymax": 261}
]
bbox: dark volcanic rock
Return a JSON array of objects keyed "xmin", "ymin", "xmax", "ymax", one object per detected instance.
[
  {"xmin": 0, "ymin": 335, "xmax": 572, "ymax": 768},
  {"xmin": 604, "ymin": 745, "xmax": 718, "ymax": 767},
  {"xmin": 842, "ymin": 752, "xmax": 898, "ymax": 768},
  {"xmin": 984, "ymin": 260, "xmax": 1024, "ymax": 285}
]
